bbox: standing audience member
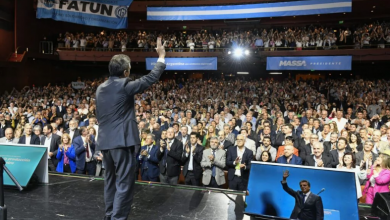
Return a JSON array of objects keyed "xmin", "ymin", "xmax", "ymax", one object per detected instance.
[
  {"xmin": 139, "ymin": 134, "xmax": 160, "ymax": 182},
  {"xmin": 201, "ymin": 136, "xmax": 226, "ymax": 188},
  {"xmin": 56, "ymin": 133, "xmax": 76, "ymax": 173},
  {"xmin": 41, "ymin": 124, "xmax": 61, "ymax": 171},
  {"xmin": 182, "ymin": 133, "xmax": 204, "ymax": 186},
  {"xmin": 18, "ymin": 124, "xmax": 40, "ymax": 145},
  {"xmin": 74, "ymin": 126, "xmax": 96, "ymax": 175}
]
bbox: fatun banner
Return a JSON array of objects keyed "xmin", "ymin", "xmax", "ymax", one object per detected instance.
[
  {"xmin": 147, "ymin": 0, "xmax": 351, "ymax": 21},
  {"xmin": 146, "ymin": 57, "xmax": 218, "ymax": 71},
  {"xmin": 266, "ymin": 56, "xmax": 352, "ymax": 71},
  {"xmin": 36, "ymin": 0, "xmax": 133, "ymax": 29}
]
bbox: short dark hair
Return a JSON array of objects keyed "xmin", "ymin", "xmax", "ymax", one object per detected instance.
[
  {"xmin": 108, "ymin": 54, "xmax": 131, "ymax": 77},
  {"xmin": 44, "ymin": 124, "xmax": 53, "ymax": 133},
  {"xmin": 300, "ymin": 180, "xmax": 311, "ymax": 187},
  {"xmin": 285, "ymin": 136, "xmax": 295, "ymax": 143},
  {"xmin": 245, "ymin": 121, "xmax": 253, "ymax": 127},
  {"xmin": 338, "ymin": 137, "xmax": 348, "ymax": 144},
  {"xmin": 190, "ymin": 132, "xmax": 197, "ymax": 138},
  {"xmin": 263, "ymin": 136, "xmax": 271, "ymax": 142}
]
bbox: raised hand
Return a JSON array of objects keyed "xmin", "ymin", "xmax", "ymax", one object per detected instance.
[{"xmin": 155, "ymin": 37, "xmax": 166, "ymax": 59}]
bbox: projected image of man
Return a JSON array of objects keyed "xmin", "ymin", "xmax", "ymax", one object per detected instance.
[{"xmin": 281, "ymin": 171, "xmax": 324, "ymax": 220}]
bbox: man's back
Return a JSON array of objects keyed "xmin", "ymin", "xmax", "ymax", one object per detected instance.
[{"xmin": 96, "ymin": 62, "xmax": 165, "ymax": 151}]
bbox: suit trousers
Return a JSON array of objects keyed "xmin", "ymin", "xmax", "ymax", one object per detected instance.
[
  {"xmin": 159, "ymin": 173, "xmax": 178, "ymax": 185},
  {"xmin": 185, "ymin": 171, "xmax": 200, "ymax": 186},
  {"xmin": 76, "ymin": 161, "xmax": 96, "ymax": 175},
  {"xmin": 205, "ymin": 176, "xmax": 221, "ymax": 188},
  {"xmin": 141, "ymin": 171, "xmax": 159, "ymax": 182},
  {"xmin": 48, "ymin": 159, "xmax": 56, "ymax": 172},
  {"xmin": 229, "ymin": 176, "xmax": 248, "ymax": 191},
  {"xmin": 102, "ymin": 147, "xmax": 136, "ymax": 220}
]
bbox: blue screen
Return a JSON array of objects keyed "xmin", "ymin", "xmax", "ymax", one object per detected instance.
[{"xmin": 245, "ymin": 162, "xmax": 359, "ymax": 220}]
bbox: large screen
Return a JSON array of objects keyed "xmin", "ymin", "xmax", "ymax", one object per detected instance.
[{"xmin": 245, "ymin": 162, "xmax": 359, "ymax": 220}]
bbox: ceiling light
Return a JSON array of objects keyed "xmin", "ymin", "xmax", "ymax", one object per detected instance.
[
  {"xmin": 234, "ymin": 48, "xmax": 243, "ymax": 57},
  {"xmin": 244, "ymin": 50, "xmax": 250, "ymax": 55},
  {"xmin": 237, "ymin": 72, "xmax": 249, "ymax": 75},
  {"xmin": 228, "ymin": 50, "xmax": 231, "ymax": 55},
  {"xmin": 269, "ymin": 72, "xmax": 282, "ymax": 75}
]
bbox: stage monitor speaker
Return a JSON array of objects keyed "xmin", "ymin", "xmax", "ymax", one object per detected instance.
[{"xmin": 372, "ymin": 192, "xmax": 390, "ymax": 220}]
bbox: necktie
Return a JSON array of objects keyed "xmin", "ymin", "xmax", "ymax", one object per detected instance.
[
  {"xmin": 86, "ymin": 142, "xmax": 90, "ymax": 158},
  {"xmin": 212, "ymin": 150, "xmax": 216, "ymax": 177}
]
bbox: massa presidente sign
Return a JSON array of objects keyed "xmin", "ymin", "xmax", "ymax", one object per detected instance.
[
  {"xmin": 267, "ymin": 56, "xmax": 352, "ymax": 70},
  {"xmin": 36, "ymin": 0, "xmax": 133, "ymax": 29}
]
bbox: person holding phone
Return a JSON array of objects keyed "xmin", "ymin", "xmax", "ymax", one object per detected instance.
[{"xmin": 281, "ymin": 170, "xmax": 324, "ymax": 220}]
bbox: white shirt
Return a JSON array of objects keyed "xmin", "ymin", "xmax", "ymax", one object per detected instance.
[
  {"xmin": 334, "ymin": 118, "xmax": 348, "ymax": 133},
  {"xmin": 44, "ymin": 134, "xmax": 52, "ymax": 159},
  {"xmin": 80, "ymin": 39, "xmax": 87, "ymax": 47},
  {"xmin": 313, "ymin": 155, "xmax": 322, "ymax": 167},
  {"xmin": 81, "ymin": 136, "xmax": 93, "ymax": 162},
  {"xmin": 189, "ymin": 42, "xmax": 195, "ymax": 50},
  {"xmin": 188, "ymin": 145, "xmax": 196, "ymax": 171},
  {"xmin": 69, "ymin": 129, "xmax": 75, "ymax": 140},
  {"xmin": 234, "ymin": 147, "xmax": 246, "ymax": 176},
  {"xmin": 25, "ymin": 135, "xmax": 31, "ymax": 145},
  {"xmin": 303, "ymin": 191, "xmax": 311, "ymax": 203}
]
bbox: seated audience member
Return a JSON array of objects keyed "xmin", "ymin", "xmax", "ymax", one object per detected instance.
[
  {"xmin": 18, "ymin": 123, "xmax": 40, "ymax": 145},
  {"xmin": 323, "ymin": 132, "xmax": 339, "ymax": 156},
  {"xmin": 348, "ymin": 132, "xmax": 363, "ymax": 153},
  {"xmin": 201, "ymin": 136, "xmax": 226, "ymax": 188},
  {"xmin": 74, "ymin": 126, "xmax": 96, "ymax": 175},
  {"xmin": 329, "ymin": 137, "xmax": 351, "ymax": 168},
  {"xmin": 356, "ymin": 141, "xmax": 378, "ymax": 184},
  {"xmin": 56, "ymin": 133, "xmax": 76, "ymax": 173},
  {"xmin": 157, "ymin": 127, "xmax": 183, "ymax": 185},
  {"xmin": 277, "ymin": 144, "xmax": 302, "ymax": 165},
  {"xmin": 363, "ymin": 150, "xmax": 390, "ymax": 204},
  {"xmin": 255, "ymin": 136, "xmax": 277, "ymax": 161},
  {"xmin": 304, "ymin": 142, "xmax": 332, "ymax": 168},
  {"xmin": 337, "ymin": 152, "xmax": 363, "ymax": 199},
  {"xmin": 217, "ymin": 130, "xmax": 234, "ymax": 151},
  {"xmin": 93, "ymin": 150, "xmax": 104, "ymax": 177},
  {"xmin": 182, "ymin": 133, "xmax": 204, "ymax": 186},
  {"xmin": 0, "ymin": 128, "xmax": 19, "ymax": 143},
  {"xmin": 139, "ymin": 134, "xmax": 160, "ymax": 182},
  {"xmin": 276, "ymin": 136, "xmax": 299, "ymax": 161},
  {"xmin": 259, "ymin": 151, "xmax": 273, "ymax": 163},
  {"xmin": 227, "ymin": 134, "xmax": 253, "ymax": 190},
  {"xmin": 372, "ymin": 130, "xmax": 390, "ymax": 154}
]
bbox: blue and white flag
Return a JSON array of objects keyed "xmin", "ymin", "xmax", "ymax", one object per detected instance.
[
  {"xmin": 36, "ymin": 0, "xmax": 133, "ymax": 29},
  {"xmin": 266, "ymin": 56, "xmax": 352, "ymax": 71},
  {"xmin": 147, "ymin": 0, "xmax": 351, "ymax": 21}
]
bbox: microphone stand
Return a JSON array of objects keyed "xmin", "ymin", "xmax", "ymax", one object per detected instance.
[{"xmin": 0, "ymin": 157, "xmax": 23, "ymax": 220}]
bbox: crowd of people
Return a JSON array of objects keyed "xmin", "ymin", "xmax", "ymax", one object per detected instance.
[
  {"xmin": 1, "ymin": 77, "xmax": 390, "ymax": 203},
  {"xmin": 55, "ymin": 21, "xmax": 390, "ymax": 52}
]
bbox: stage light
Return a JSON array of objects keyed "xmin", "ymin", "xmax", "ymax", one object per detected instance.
[
  {"xmin": 234, "ymin": 48, "xmax": 243, "ymax": 57},
  {"xmin": 244, "ymin": 50, "xmax": 249, "ymax": 55},
  {"xmin": 228, "ymin": 50, "xmax": 231, "ymax": 55}
]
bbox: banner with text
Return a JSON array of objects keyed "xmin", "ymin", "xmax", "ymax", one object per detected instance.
[
  {"xmin": 0, "ymin": 144, "xmax": 47, "ymax": 187},
  {"xmin": 72, "ymin": 82, "xmax": 86, "ymax": 89},
  {"xmin": 266, "ymin": 56, "xmax": 352, "ymax": 71},
  {"xmin": 36, "ymin": 0, "xmax": 133, "ymax": 29},
  {"xmin": 146, "ymin": 57, "xmax": 218, "ymax": 70},
  {"xmin": 147, "ymin": 0, "xmax": 352, "ymax": 21}
]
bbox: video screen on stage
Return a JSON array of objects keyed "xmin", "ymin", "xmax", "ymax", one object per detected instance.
[{"xmin": 245, "ymin": 162, "xmax": 359, "ymax": 220}]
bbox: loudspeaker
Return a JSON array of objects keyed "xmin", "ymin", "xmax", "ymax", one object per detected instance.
[{"xmin": 372, "ymin": 192, "xmax": 390, "ymax": 220}]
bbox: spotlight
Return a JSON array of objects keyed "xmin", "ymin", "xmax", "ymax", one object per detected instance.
[
  {"xmin": 244, "ymin": 50, "xmax": 249, "ymax": 55},
  {"xmin": 228, "ymin": 50, "xmax": 231, "ymax": 55},
  {"xmin": 234, "ymin": 48, "xmax": 243, "ymax": 57}
]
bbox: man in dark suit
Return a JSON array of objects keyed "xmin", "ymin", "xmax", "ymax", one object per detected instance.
[
  {"xmin": 55, "ymin": 100, "xmax": 66, "ymax": 117},
  {"xmin": 74, "ymin": 126, "xmax": 96, "ymax": 175},
  {"xmin": 182, "ymin": 133, "xmax": 204, "ymax": 186},
  {"xmin": 0, "ymin": 113, "xmax": 11, "ymax": 138},
  {"xmin": 18, "ymin": 123, "xmax": 40, "ymax": 145},
  {"xmin": 64, "ymin": 119, "xmax": 81, "ymax": 141},
  {"xmin": 139, "ymin": 134, "xmax": 160, "ymax": 182},
  {"xmin": 281, "ymin": 171, "xmax": 324, "ymax": 220},
  {"xmin": 277, "ymin": 145, "xmax": 303, "ymax": 165},
  {"xmin": 274, "ymin": 124, "xmax": 300, "ymax": 150},
  {"xmin": 95, "ymin": 38, "xmax": 166, "ymax": 220},
  {"xmin": 176, "ymin": 125, "xmax": 190, "ymax": 146},
  {"xmin": 226, "ymin": 134, "xmax": 253, "ymax": 191},
  {"xmin": 323, "ymin": 132, "xmax": 339, "ymax": 157},
  {"xmin": 329, "ymin": 137, "xmax": 351, "ymax": 168},
  {"xmin": 304, "ymin": 142, "xmax": 332, "ymax": 168},
  {"xmin": 218, "ymin": 130, "xmax": 234, "ymax": 151},
  {"xmin": 157, "ymin": 127, "xmax": 183, "ymax": 184},
  {"xmin": 41, "ymin": 124, "xmax": 61, "ymax": 171}
]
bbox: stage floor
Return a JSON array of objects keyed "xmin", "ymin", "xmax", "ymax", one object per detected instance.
[{"xmin": 3, "ymin": 173, "xmax": 376, "ymax": 220}]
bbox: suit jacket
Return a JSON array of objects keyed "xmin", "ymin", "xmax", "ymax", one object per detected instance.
[
  {"xmin": 56, "ymin": 105, "xmax": 66, "ymax": 117},
  {"xmin": 157, "ymin": 139, "xmax": 183, "ymax": 177},
  {"xmin": 139, "ymin": 145, "xmax": 160, "ymax": 179},
  {"xmin": 18, "ymin": 134, "xmax": 40, "ymax": 145},
  {"xmin": 299, "ymin": 144, "xmax": 313, "ymax": 163},
  {"xmin": 182, "ymin": 144, "xmax": 204, "ymax": 180},
  {"xmin": 274, "ymin": 132, "xmax": 299, "ymax": 150},
  {"xmin": 0, "ymin": 137, "xmax": 19, "ymax": 144},
  {"xmin": 176, "ymin": 134, "xmax": 190, "ymax": 146},
  {"xmin": 281, "ymin": 181, "xmax": 324, "ymax": 220},
  {"xmin": 95, "ymin": 62, "xmax": 166, "ymax": 151},
  {"xmin": 355, "ymin": 151, "xmax": 378, "ymax": 166},
  {"xmin": 201, "ymin": 148, "xmax": 226, "ymax": 186},
  {"xmin": 323, "ymin": 141, "xmax": 337, "ymax": 157},
  {"xmin": 222, "ymin": 139, "xmax": 234, "ymax": 151},
  {"xmin": 0, "ymin": 124, "xmax": 10, "ymax": 138},
  {"xmin": 64, "ymin": 128, "xmax": 81, "ymax": 141},
  {"xmin": 304, "ymin": 154, "xmax": 332, "ymax": 168},
  {"xmin": 41, "ymin": 134, "xmax": 61, "ymax": 166},
  {"xmin": 73, "ymin": 135, "xmax": 96, "ymax": 171},
  {"xmin": 277, "ymin": 154, "xmax": 302, "ymax": 165},
  {"xmin": 226, "ymin": 146, "xmax": 253, "ymax": 181},
  {"xmin": 329, "ymin": 149, "xmax": 351, "ymax": 168}
]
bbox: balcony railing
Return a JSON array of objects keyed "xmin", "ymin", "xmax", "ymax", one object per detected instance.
[{"xmin": 55, "ymin": 44, "xmax": 390, "ymax": 53}]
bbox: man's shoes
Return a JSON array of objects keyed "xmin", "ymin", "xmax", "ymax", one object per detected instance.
[{"xmin": 103, "ymin": 216, "xmax": 111, "ymax": 220}]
